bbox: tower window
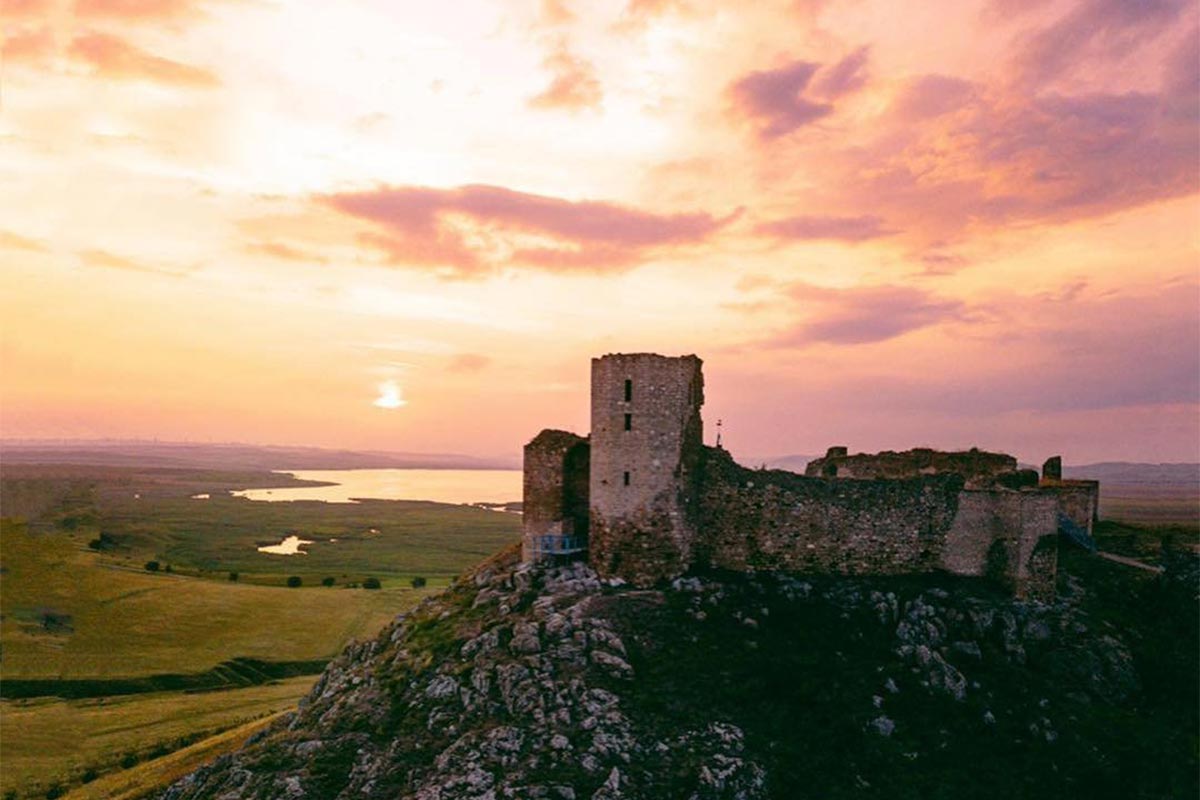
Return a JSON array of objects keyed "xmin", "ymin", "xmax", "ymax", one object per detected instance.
[
  {"xmin": 624, "ymin": 413, "xmax": 632, "ymax": 431},
  {"xmin": 624, "ymin": 379, "xmax": 632, "ymax": 402},
  {"xmin": 623, "ymin": 471, "xmax": 630, "ymax": 486}
]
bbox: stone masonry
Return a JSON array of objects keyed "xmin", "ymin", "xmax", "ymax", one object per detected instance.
[
  {"xmin": 521, "ymin": 353, "xmax": 1099, "ymax": 602},
  {"xmin": 586, "ymin": 353, "xmax": 704, "ymax": 585}
]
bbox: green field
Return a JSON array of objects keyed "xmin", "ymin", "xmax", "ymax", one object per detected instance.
[
  {"xmin": 2, "ymin": 678, "xmax": 314, "ymax": 800},
  {"xmin": 0, "ymin": 464, "xmax": 521, "ymax": 799},
  {"xmin": 0, "ymin": 520, "xmax": 435, "ymax": 680}
]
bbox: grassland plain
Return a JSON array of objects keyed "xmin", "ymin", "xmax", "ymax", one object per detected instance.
[
  {"xmin": 0, "ymin": 520, "xmax": 436, "ymax": 680},
  {"xmin": 0, "ymin": 464, "xmax": 521, "ymax": 799},
  {"xmin": 1, "ymin": 678, "xmax": 313, "ymax": 799}
]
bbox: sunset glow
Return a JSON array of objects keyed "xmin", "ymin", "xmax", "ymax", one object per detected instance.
[{"xmin": 2, "ymin": 0, "xmax": 1197, "ymax": 463}]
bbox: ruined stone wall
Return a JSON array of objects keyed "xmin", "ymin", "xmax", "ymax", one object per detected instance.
[
  {"xmin": 805, "ymin": 447, "xmax": 1018, "ymax": 487},
  {"xmin": 696, "ymin": 447, "xmax": 964, "ymax": 574},
  {"xmin": 522, "ymin": 430, "xmax": 589, "ymax": 563},
  {"xmin": 942, "ymin": 490, "xmax": 1059, "ymax": 601},
  {"xmin": 1042, "ymin": 480, "xmax": 1099, "ymax": 537},
  {"xmin": 588, "ymin": 353, "xmax": 704, "ymax": 585},
  {"xmin": 696, "ymin": 447, "xmax": 1059, "ymax": 600}
]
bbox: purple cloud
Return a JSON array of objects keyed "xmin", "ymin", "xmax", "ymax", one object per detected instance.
[
  {"xmin": 1013, "ymin": 0, "xmax": 1189, "ymax": 87},
  {"xmin": 727, "ymin": 60, "xmax": 833, "ymax": 139},
  {"xmin": 889, "ymin": 74, "xmax": 975, "ymax": 120},
  {"xmin": 811, "ymin": 46, "xmax": 870, "ymax": 99},
  {"xmin": 764, "ymin": 283, "xmax": 965, "ymax": 346}
]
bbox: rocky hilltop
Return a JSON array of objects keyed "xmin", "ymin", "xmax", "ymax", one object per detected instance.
[{"xmin": 159, "ymin": 543, "xmax": 1197, "ymax": 799}]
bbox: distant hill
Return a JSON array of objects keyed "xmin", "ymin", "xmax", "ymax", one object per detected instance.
[
  {"xmin": 1063, "ymin": 462, "xmax": 1200, "ymax": 486},
  {"xmin": 0, "ymin": 441, "xmax": 519, "ymax": 471}
]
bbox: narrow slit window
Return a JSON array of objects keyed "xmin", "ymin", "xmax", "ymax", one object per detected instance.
[
  {"xmin": 624, "ymin": 379, "xmax": 632, "ymax": 402},
  {"xmin": 624, "ymin": 413, "xmax": 632, "ymax": 431},
  {"xmin": 623, "ymin": 471, "xmax": 630, "ymax": 486}
]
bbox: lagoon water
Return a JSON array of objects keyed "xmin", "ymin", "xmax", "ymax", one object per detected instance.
[
  {"xmin": 257, "ymin": 535, "xmax": 315, "ymax": 555},
  {"xmin": 233, "ymin": 468, "xmax": 522, "ymax": 505}
]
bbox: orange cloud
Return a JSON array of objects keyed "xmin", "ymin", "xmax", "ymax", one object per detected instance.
[
  {"xmin": 68, "ymin": 31, "xmax": 218, "ymax": 86},
  {"xmin": 74, "ymin": 0, "xmax": 202, "ymax": 20},
  {"xmin": 0, "ymin": 0, "xmax": 55, "ymax": 18},
  {"xmin": 2, "ymin": 25, "xmax": 56, "ymax": 66},
  {"xmin": 244, "ymin": 241, "xmax": 328, "ymax": 264},
  {"xmin": 0, "ymin": 230, "xmax": 48, "ymax": 251},
  {"xmin": 447, "ymin": 353, "xmax": 491, "ymax": 372},
  {"xmin": 79, "ymin": 249, "xmax": 190, "ymax": 277},
  {"xmin": 529, "ymin": 41, "xmax": 602, "ymax": 112}
]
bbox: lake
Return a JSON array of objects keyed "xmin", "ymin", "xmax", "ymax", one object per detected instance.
[{"xmin": 232, "ymin": 468, "xmax": 522, "ymax": 505}]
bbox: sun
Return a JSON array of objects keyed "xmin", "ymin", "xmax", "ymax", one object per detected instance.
[{"xmin": 372, "ymin": 380, "xmax": 407, "ymax": 409}]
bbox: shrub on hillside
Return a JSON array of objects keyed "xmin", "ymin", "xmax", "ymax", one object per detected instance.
[
  {"xmin": 144, "ymin": 560, "xmax": 160, "ymax": 572},
  {"xmin": 322, "ymin": 576, "xmax": 336, "ymax": 587},
  {"xmin": 87, "ymin": 532, "xmax": 117, "ymax": 551},
  {"xmin": 411, "ymin": 576, "xmax": 427, "ymax": 589},
  {"xmin": 228, "ymin": 571, "xmax": 239, "ymax": 582},
  {"xmin": 363, "ymin": 577, "xmax": 382, "ymax": 590},
  {"xmin": 286, "ymin": 576, "xmax": 302, "ymax": 588}
]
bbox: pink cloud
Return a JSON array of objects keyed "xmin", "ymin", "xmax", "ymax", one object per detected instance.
[
  {"xmin": 755, "ymin": 214, "xmax": 896, "ymax": 242},
  {"xmin": 888, "ymin": 74, "xmax": 976, "ymax": 120},
  {"xmin": 811, "ymin": 38, "xmax": 1198, "ymax": 243},
  {"xmin": 69, "ymin": 31, "xmax": 219, "ymax": 86},
  {"xmin": 727, "ymin": 60, "xmax": 833, "ymax": 139},
  {"xmin": 323, "ymin": 184, "xmax": 735, "ymax": 275}
]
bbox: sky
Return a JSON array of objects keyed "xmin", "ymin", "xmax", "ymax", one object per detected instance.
[{"xmin": 1, "ymin": 0, "xmax": 1198, "ymax": 465}]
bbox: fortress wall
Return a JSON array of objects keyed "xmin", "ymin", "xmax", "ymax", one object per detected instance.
[
  {"xmin": 588, "ymin": 354, "xmax": 704, "ymax": 585},
  {"xmin": 695, "ymin": 448, "xmax": 965, "ymax": 575},
  {"xmin": 697, "ymin": 448, "xmax": 1059, "ymax": 599},
  {"xmin": 942, "ymin": 490, "xmax": 1059, "ymax": 601},
  {"xmin": 1045, "ymin": 480, "xmax": 1099, "ymax": 536},
  {"xmin": 522, "ymin": 430, "xmax": 589, "ymax": 562}
]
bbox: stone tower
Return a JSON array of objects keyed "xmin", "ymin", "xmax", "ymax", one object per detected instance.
[
  {"xmin": 587, "ymin": 353, "xmax": 704, "ymax": 585},
  {"xmin": 521, "ymin": 430, "xmax": 590, "ymax": 563}
]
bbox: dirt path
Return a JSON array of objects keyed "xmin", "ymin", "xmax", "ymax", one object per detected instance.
[{"xmin": 1096, "ymin": 551, "xmax": 1164, "ymax": 574}]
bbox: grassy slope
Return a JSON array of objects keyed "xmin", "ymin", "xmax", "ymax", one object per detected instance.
[
  {"xmin": 2, "ymin": 679, "xmax": 313, "ymax": 799},
  {"xmin": 0, "ymin": 520, "xmax": 430, "ymax": 679}
]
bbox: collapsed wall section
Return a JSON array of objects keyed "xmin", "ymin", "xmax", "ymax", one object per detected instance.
[
  {"xmin": 588, "ymin": 353, "xmax": 704, "ymax": 586},
  {"xmin": 805, "ymin": 446, "xmax": 1019, "ymax": 487},
  {"xmin": 522, "ymin": 429, "xmax": 590, "ymax": 563}
]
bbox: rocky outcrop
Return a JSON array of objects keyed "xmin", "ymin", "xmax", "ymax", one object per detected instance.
[{"xmin": 157, "ymin": 544, "xmax": 1176, "ymax": 800}]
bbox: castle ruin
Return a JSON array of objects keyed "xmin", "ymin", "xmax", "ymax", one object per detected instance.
[{"xmin": 522, "ymin": 353, "xmax": 1099, "ymax": 601}]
